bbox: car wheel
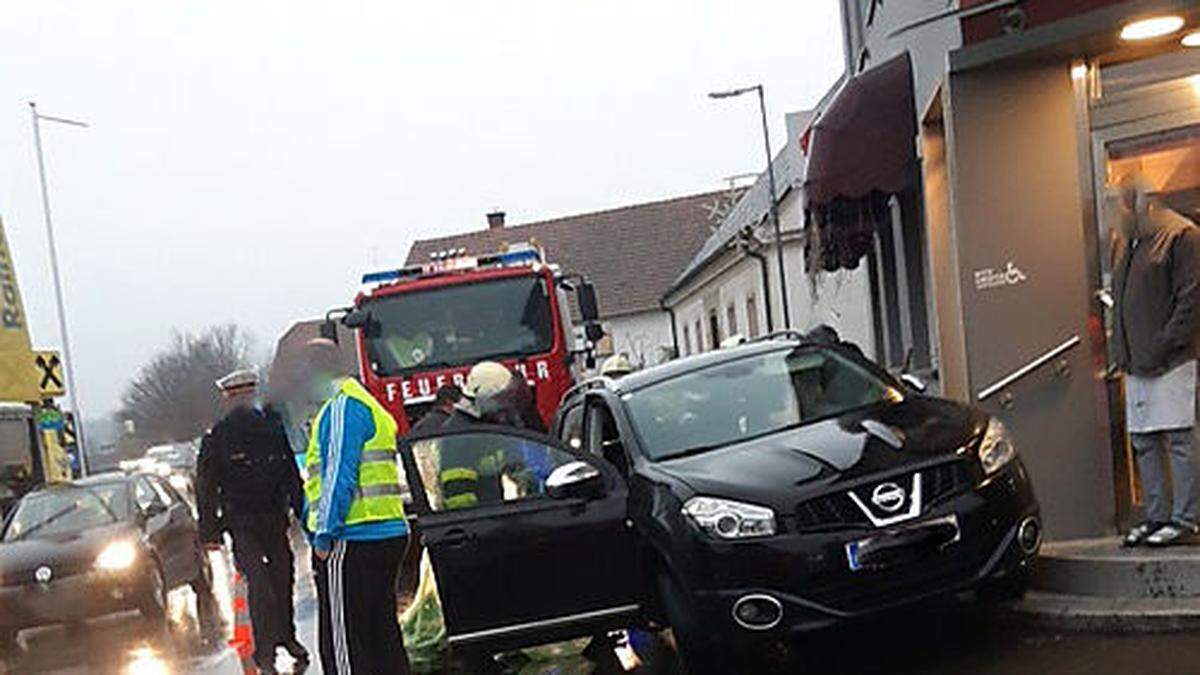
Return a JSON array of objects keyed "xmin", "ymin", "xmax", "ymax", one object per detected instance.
[
  {"xmin": 655, "ymin": 571, "xmax": 728, "ymax": 675},
  {"xmin": 139, "ymin": 561, "xmax": 168, "ymax": 624},
  {"xmin": 975, "ymin": 567, "xmax": 1030, "ymax": 603}
]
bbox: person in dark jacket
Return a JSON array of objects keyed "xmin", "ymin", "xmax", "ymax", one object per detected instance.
[
  {"xmin": 196, "ymin": 369, "xmax": 308, "ymax": 673},
  {"xmin": 409, "ymin": 384, "xmax": 462, "ymax": 435},
  {"xmin": 1112, "ymin": 174, "xmax": 1200, "ymax": 547}
]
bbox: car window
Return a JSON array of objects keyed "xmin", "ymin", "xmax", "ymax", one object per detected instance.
[
  {"xmin": 558, "ymin": 404, "xmax": 585, "ymax": 450},
  {"xmin": 586, "ymin": 402, "xmax": 629, "ymax": 476},
  {"xmin": 408, "ymin": 432, "xmax": 579, "ymax": 512},
  {"xmin": 134, "ymin": 477, "xmax": 165, "ymax": 513},
  {"xmin": 624, "ymin": 346, "xmax": 904, "ymax": 461}
]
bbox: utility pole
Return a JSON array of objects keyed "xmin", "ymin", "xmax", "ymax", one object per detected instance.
[
  {"xmin": 708, "ymin": 85, "xmax": 791, "ymax": 329},
  {"xmin": 29, "ymin": 102, "xmax": 91, "ymax": 476}
]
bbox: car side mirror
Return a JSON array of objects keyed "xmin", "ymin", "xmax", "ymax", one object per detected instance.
[
  {"xmin": 343, "ymin": 307, "xmax": 380, "ymax": 339},
  {"xmin": 584, "ymin": 322, "xmax": 605, "ymax": 344},
  {"xmin": 546, "ymin": 461, "xmax": 604, "ymax": 500},
  {"xmin": 319, "ymin": 319, "xmax": 339, "ymax": 344},
  {"xmin": 143, "ymin": 502, "xmax": 167, "ymax": 518},
  {"xmin": 900, "ymin": 373, "xmax": 928, "ymax": 393},
  {"xmin": 577, "ymin": 282, "xmax": 600, "ymax": 322}
]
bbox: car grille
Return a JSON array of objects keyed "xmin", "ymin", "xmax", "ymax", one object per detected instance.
[{"xmin": 793, "ymin": 461, "xmax": 974, "ymax": 532}]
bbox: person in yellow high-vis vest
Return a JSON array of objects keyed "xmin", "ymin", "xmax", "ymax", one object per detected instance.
[{"xmin": 300, "ymin": 339, "xmax": 411, "ymax": 675}]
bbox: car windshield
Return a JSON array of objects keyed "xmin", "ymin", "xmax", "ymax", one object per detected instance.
[
  {"xmin": 624, "ymin": 347, "xmax": 904, "ymax": 461},
  {"xmin": 364, "ymin": 275, "xmax": 555, "ymax": 376},
  {"xmin": 3, "ymin": 483, "xmax": 129, "ymax": 541}
]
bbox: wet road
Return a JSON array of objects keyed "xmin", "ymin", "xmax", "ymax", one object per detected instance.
[{"xmin": 8, "ymin": 545, "xmax": 1200, "ymax": 675}]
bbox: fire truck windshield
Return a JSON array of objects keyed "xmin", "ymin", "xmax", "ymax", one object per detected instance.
[{"xmin": 363, "ymin": 275, "xmax": 556, "ymax": 376}]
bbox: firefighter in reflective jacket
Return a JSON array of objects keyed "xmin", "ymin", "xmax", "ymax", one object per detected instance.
[
  {"xmin": 436, "ymin": 360, "xmax": 540, "ymax": 506},
  {"xmin": 300, "ymin": 339, "xmax": 411, "ymax": 674}
]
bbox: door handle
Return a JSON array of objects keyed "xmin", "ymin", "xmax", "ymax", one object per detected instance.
[{"xmin": 439, "ymin": 528, "xmax": 475, "ymax": 548}]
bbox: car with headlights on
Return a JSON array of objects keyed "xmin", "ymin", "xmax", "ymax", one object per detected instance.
[
  {"xmin": 0, "ymin": 472, "xmax": 212, "ymax": 651},
  {"xmin": 396, "ymin": 334, "xmax": 1040, "ymax": 673}
]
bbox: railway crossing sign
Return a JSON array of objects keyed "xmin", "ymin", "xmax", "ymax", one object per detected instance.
[{"xmin": 34, "ymin": 350, "xmax": 65, "ymax": 398}]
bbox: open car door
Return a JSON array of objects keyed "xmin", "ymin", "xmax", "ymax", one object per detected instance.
[{"xmin": 400, "ymin": 425, "xmax": 641, "ymax": 652}]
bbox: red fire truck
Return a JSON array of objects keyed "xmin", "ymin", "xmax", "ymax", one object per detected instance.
[{"xmin": 324, "ymin": 243, "xmax": 601, "ymax": 433}]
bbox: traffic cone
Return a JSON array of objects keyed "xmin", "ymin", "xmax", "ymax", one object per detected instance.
[{"xmin": 228, "ymin": 570, "xmax": 258, "ymax": 674}]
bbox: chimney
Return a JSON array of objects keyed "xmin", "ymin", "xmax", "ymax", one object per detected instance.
[{"xmin": 486, "ymin": 211, "xmax": 506, "ymax": 230}]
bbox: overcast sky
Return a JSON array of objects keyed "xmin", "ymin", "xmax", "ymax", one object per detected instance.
[{"xmin": 1, "ymin": 1, "xmax": 844, "ymax": 418}]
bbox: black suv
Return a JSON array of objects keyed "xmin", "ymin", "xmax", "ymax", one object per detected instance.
[{"xmin": 398, "ymin": 336, "xmax": 1040, "ymax": 672}]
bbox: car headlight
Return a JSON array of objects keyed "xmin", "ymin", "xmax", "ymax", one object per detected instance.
[
  {"xmin": 682, "ymin": 496, "xmax": 776, "ymax": 540},
  {"xmin": 95, "ymin": 541, "xmax": 138, "ymax": 571},
  {"xmin": 978, "ymin": 418, "xmax": 1017, "ymax": 475},
  {"xmin": 167, "ymin": 473, "xmax": 190, "ymax": 492}
]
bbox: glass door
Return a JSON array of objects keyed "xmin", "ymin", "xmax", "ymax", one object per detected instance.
[{"xmin": 1089, "ymin": 62, "xmax": 1200, "ymax": 527}]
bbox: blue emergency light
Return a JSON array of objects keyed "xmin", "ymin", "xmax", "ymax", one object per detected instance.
[{"xmin": 361, "ymin": 245, "xmax": 542, "ymax": 285}]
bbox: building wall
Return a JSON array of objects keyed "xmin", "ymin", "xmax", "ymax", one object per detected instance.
[
  {"xmin": 668, "ymin": 189, "xmax": 876, "ymax": 361},
  {"xmin": 842, "ymin": 0, "xmax": 962, "ymax": 115},
  {"xmin": 603, "ymin": 310, "xmax": 675, "ymax": 369}
]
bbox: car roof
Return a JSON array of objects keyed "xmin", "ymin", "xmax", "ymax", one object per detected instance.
[
  {"xmin": 28, "ymin": 472, "xmax": 136, "ymax": 495},
  {"xmin": 567, "ymin": 335, "xmax": 814, "ymax": 404}
]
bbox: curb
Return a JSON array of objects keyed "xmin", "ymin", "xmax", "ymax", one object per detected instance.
[{"xmin": 1000, "ymin": 591, "xmax": 1200, "ymax": 633}]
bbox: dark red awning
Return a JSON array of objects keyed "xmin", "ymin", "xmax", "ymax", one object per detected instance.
[
  {"xmin": 803, "ymin": 52, "xmax": 917, "ymax": 206},
  {"xmin": 803, "ymin": 53, "xmax": 918, "ymax": 273}
]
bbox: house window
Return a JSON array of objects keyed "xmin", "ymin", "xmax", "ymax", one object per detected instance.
[
  {"xmin": 726, "ymin": 303, "xmax": 738, "ymax": 338},
  {"xmin": 708, "ymin": 310, "xmax": 721, "ymax": 350},
  {"xmin": 683, "ymin": 324, "xmax": 692, "ymax": 356},
  {"xmin": 746, "ymin": 295, "xmax": 760, "ymax": 338},
  {"xmin": 694, "ymin": 319, "xmax": 703, "ymax": 352}
]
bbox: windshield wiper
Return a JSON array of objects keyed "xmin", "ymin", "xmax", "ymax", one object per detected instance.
[{"xmin": 656, "ymin": 443, "xmax": 726, "ymax": 462}]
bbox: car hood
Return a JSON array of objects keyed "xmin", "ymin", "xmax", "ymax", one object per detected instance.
[
  {"xmin": 0, "ymin": 522, "xmax": 137, "ymax": 579},
  {"xmin": 659, "ymin": 396, "xmax": 987, "ymax": 506}
]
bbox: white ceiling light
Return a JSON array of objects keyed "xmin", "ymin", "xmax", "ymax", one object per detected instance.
[
  {"xmin": 1182, "ymin": 31, "xmax": 1200, "ymax": 47},
  {"xmin": 1120, "ymin": 15, "xmax": 1185, "ymax": 41}
]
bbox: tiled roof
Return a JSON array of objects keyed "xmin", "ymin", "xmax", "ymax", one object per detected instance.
[{"xmin": 405, "ymin": 191, "xmax": 726, "ymax": 318}]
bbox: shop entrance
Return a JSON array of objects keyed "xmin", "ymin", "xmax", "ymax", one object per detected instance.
[{"xmin": 1088, "ymin": 54, "xmax": 1200, "ymax": 528}]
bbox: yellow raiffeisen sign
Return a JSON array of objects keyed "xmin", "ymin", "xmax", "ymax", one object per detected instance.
[{"xmin": 0, "ymin": 216, "xmax": 41, "ymax": 401}]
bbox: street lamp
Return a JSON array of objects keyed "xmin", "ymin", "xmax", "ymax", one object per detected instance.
[
  {"xmin": 29, "ymin": 102, "xmax": 91, "ymax": 476},
  {"xmin": 709, "ymin": 84, "xmax": 791, "ymax": 329}
]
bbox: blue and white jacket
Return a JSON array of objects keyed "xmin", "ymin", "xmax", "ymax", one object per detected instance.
[{"xmin": 307, "ymin": 393, "xmax": 408, "ymax": 553}]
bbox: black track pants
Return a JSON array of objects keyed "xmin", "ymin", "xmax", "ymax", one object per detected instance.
[
  {"xmin": 229, "ymin": 514, "xmax": 298, "ymax": 667},
  {"xmin": 314, "ymin": 537, "xmax": 411, "ymax": 675}
]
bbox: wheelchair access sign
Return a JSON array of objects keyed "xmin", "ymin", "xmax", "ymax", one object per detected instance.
[{"xmin": 34, "ymin": 350, "xmax": 65, "ymax": 398}]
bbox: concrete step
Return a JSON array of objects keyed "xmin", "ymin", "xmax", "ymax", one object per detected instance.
[
  {"xmin": 1004, "ymin": 591, "xmax": 1200, "ymax": 633},
  {"xmin": 1033, "ymin": 537, "xmax": 1200, "ymax": 599}
]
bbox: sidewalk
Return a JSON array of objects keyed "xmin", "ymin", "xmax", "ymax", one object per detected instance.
[{"xmin": 1007, "ymin": 537, "xmax": 1200, "ymax": 632}]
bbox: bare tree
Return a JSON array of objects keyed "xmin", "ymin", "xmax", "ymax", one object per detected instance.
[{"xmin": 116, "ymin": 324, "xmax": 255, "ymax": 446}]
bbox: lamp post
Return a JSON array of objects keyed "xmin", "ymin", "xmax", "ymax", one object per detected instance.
[
  {"xmin": 29, "ymin": 102, "xmax": 91, "ymax": 476},
  {"xmin": 709, "ymin": 84, "xmax": 791, "ymax": 329}
]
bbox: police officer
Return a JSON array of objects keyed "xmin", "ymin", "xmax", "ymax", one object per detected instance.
[
  {"xmin": 196, "ymin": 370, "xmax": 308, "ymax": 674},
  {"xmin": 300, "ymin": 339, "xmax": 412, "ymax": 674}
]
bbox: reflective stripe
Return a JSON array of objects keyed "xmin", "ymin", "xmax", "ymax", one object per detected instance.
[
  {"xmin": 362, "ymin": 450, "xmax": 396, "ymax": 463},
  {"xmin": 354, "ymin": 483, "xmax": 404, "ymax": 499},
  {"xmin": 444, "ymin": 493, "xmax": 479, "ymax": 510},
  {"xmin": 441, "ymin": 467, "xmax": 479, "ymax": 483}
]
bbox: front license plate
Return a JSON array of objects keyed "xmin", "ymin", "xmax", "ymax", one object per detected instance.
[{"xmin": 846, "ymin": 514, "xmax": 961, "ymax": 572}]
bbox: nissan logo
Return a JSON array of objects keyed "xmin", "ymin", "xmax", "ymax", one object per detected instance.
[
  {"xmin": 35, "ymin": 565, "xmax": 52, "ymax": 584},
  {"xmin": 871, "ymin": 482, "xmax": 906, "ymax": 513}
]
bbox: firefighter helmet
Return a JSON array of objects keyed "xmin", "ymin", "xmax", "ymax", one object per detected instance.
[{"xmin": 599, "ymin": 354, "xmax": 634, "ymax": 378}]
